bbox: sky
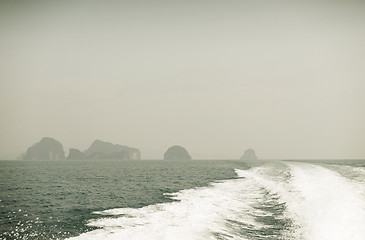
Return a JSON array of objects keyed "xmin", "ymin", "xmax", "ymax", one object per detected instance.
[{"xmin": 1, "ymin": 0, "xmax": 365, "ymax": 159}]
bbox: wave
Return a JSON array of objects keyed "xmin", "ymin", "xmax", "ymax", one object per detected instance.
[{"xmin": 67, "ymin": 161, "xmax": 365, "ymax": 240}]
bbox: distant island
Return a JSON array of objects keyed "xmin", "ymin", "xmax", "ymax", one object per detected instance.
[
  {"xmin": 240, "ymin": 148, "xmax": 258, "ymax": 161},
  {"xmin": 22, "ymin": 138, "xmax": 140, "ymax": 160},
  {"xmin": 67, "ymin": 148, "xmax": 86, "ymax": 160},
  {"xmin": 23, "ymin": 137, "xmax": 66, "ymax": 160},
  {"xmin": 164, "ymin": 145, "xmax": 192, "ymax": 160},
  {"xmin": 71, "ymin": 139, "xmax": 141, "ymax": 160}
]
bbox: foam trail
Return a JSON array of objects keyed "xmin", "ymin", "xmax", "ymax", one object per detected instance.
[
  {"xmin": 285, "ymin": 163, "xmax": 365, "ymax": 240},
  {"xmin": 67, "ymin": 162, "xmax": 365, "ymax": 240},
  {"xmin": 67, "ymin": 167, "xmax": 294, "ymax": 240},
  {"xmin": 232, "ymin": 162, "xmax": 365, "ymax": 240}
]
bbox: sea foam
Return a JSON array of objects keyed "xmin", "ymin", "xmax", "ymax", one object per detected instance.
[
  {"xmin": 67, "ymin": 168, "xmax": 290, "ymax": 240},
  {"xmin": 67, "ymin": 162, "xmax": 365, "ymax": 240},
  {"xmin": 286, "ymin": 163, "xmax": 365, "ymax": 240}
]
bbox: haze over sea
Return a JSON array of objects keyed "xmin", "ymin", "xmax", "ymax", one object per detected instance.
[{"xmin": 1, "ymin": 159, "xmax": 365, "ymax": 240}]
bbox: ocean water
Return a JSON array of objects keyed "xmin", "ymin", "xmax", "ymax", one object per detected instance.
[
  {"xmin": 0, "ymin": 160, "xmax": 245, "ymax": 239},
  {"xmin": 1, "ymin": 159, "xmax": 365, "ymax": 240}
]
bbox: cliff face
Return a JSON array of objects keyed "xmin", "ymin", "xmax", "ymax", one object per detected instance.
[
  {"xmin": 23, "ymin": 137, "xmax": 65, "ymax": 160},
  {"xmin": 164, "ymin": 145, "xmax": 192, "ymax": 160},
  {"xmin": 67, "ymin": 148, "xmax": 86, "ymax": 160},
  {"xmin": 83, "ymin": 140, "xmax": 141, "ymax": 160},
  {"xmin": 240, "ymin": 148, "xmax": 258, "ymax": 161}
]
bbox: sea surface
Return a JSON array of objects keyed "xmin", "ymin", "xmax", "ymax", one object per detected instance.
[{"xmin": 1, "ymin": 159, "xmax": 365, "ymax": 240}]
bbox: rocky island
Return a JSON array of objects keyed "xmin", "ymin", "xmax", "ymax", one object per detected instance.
[
  {"xmin": 67, "ymin": 148, "xmax": 86, "ymax": 160},
  {"xmin": 23, "ymin": 138, "xmax": 141, "ymax": 160},
  {"xmin": 240, "ymin": 148, "xmax": 258, "ymax": 161},
  {"xmin": 23, "ymin": 137, "xmax": 65, "ymax": 160},
  {"xmin": 164, "ymin": 145, "xmax": 192, "ymax": 160},
  {"xmin": 67, "ymin": 140, "xmax": 141, "ymax": 160}
]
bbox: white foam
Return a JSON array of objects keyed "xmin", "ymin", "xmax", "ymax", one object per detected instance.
[
  {"xmin": 237, "ymin": 163, "xmax": 365, "ymax": 240},
  {"xmin": 284, "ymin": 163, "xmax": 365, "ymax": 240},
  {"xmin": 67, "ymin": 169, "xmax": 288, "ymax": 240},
  {"xmin": 67, "ymin": 162, "xmax": 365, "ymax": 240},
  {"xmin": 229, "ymin": 162, "xmax": 365, "ymax": 240}
]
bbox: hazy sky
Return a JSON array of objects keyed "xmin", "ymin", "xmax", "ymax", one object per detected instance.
[{"xmin": 1, "ymin": 0, "xmax": 365, "ymax": 159}]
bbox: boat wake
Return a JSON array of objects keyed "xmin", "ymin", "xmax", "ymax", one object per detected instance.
[{"xmin": 68, "ymin": 161, "xmax": 365, "ymax": 240}]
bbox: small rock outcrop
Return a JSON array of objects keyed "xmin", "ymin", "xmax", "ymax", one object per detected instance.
[
  {"xmin": 240, "ymin": 148, "xmax": 258, "ymax": 161},
  {"xmin": 23, "ymin": 137, "xmax": 65, "ymax": 160},
  {"xmin": 164, "ymin": 145, "xmax": 192, "ymax": 160},
  {"xmin": 83, "ymin": 140, "xmax": 141, "ymax": 160},
  {"xmin": 67, "ymin": 148, "xmax": 86, "ymax": 160}
]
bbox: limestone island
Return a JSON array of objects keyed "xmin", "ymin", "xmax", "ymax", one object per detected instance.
[
  {"xmin": 240, "ymin": 148, "xmax": 258, "ymax": 161},
  {"xmin": 164, "ymin": 145, "xmax": 192, "ymax": 160},
  {"xmin": 67, "ymin": 139, "xmax": 141, "ymax": 160},
  {"xmin": 22, "ymin": 138, "xmax": 141, "ymax": 160},
  {"xmin": 23, "ymin": 137, "xmax": 65, "ymax": 160},
  {"xmin": 67, "ymin": 148, "xmax": 86, "ymax": 160}
]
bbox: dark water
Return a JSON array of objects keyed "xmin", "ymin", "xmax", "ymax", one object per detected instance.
[{"xmin": 0, "ymin": 160, "xmax": 247, "ymax": 239}]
